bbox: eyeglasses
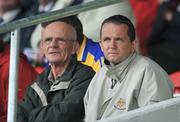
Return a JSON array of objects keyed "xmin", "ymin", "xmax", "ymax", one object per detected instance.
[{"xmin": 43, "ymin": 37, "xmax": 75, "ymax": 45}]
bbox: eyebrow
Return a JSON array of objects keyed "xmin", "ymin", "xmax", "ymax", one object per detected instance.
[
  {"xmin": 102, "ymin": 36, "xmax": 124, "ymax": 41},
  {"xmin": 55, "ymin": 37, "xmax": 65, "ymax": 41},
  {"xmin": 114, "ymin": 37, "xmax": 124, "ymax": 41},
  {"xmin": 103, "ymin": 37, "xmax": 110, "ymax": 41},
  {"xmin": 44, "ymin": 37, "xmax": 76, "ymax": 42},
  {"xmin": 44, "ymin": 37, "xmax": 52, "ymax": 41}
]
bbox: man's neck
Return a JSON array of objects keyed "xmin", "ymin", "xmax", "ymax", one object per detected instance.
[{"xmin": 50, "ymin": 61, "xmax": 70, "ymax": 80}]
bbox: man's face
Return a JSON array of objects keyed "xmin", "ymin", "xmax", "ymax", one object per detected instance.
[
  {"xmin": 100, "ymin": 23, "xmax": 136, "ymax": 65},
  {"xmin": 41, "ymin": 21, "xmax": 78, "ymax": 65},
  {"xmin": 0, "ymin": 0, "xmax": 20, "ymax": 11}
]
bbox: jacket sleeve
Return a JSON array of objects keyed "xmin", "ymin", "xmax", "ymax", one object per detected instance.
[
  {"xmin": 28, "ymin": 67, "xmax": 95, "ymax": 122},
  {"xmin": 18, "ymin": 55, "xmax": 38, "ymax": 102},
  {"xmin": 137, "ymin": 63, "xmax": 174, "ymax": 107},
  {"xmin": 17, "ymin": 86, "xmax": 43, "ymax": 122}
]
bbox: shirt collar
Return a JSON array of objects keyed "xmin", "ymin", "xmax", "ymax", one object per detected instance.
[
  {"xmin": 48, "ymin": 70, "xmax": 54, "ymax": 83},
  {"xmin": 48, "ymin": 54, "xmax": 78, "ymax": 84}
]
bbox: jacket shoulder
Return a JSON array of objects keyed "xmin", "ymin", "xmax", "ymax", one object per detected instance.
[{"xmin": 75, "ymin": 62, "xmax": 96, "ymax": 78}]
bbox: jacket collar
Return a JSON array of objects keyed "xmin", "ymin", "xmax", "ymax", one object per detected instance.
[
  {"xmin": 36, "ymin": 54, "xmax": 78, "ymax": 93},
  {"xmin": 42, "ymin": 54, "xmax": 78, "ymax": 83},
  {"xmin": 105, "ymin": 52, "xmax": 136, "ymax": 82},
  {"xmin": 56, "ymin": 54, "xmax": 77, "ymax": 81}
]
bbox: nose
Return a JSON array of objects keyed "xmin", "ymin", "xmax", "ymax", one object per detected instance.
[
  {"xmin": 109, "ymin": 40, "xmax": 116, "ymax": 48},
  {"xmin": 50, "ymin": 39, "xmax": 58, "ymax": 47}
]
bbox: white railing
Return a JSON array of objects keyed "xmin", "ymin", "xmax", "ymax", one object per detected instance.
[{"xmin": 97, "ymin": 97, "xmax": 180, "ymax": 122}]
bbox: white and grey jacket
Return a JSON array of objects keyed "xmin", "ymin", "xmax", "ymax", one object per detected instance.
[{"xmin": 84, "ymin": 52, "xmax": 173, "ymax": 122}]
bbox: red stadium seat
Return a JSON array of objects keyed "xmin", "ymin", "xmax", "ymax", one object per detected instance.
[
  {"xmin": 35, "ymin": 66, "xmax": 44, "ymax": 74},
  {"xmin": 169, "ymin": 71, "xmax": 180, "ymax": 97}
]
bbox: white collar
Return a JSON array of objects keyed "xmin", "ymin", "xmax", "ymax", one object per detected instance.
[
  {"xmin": 1, "ymin": 8, "xmax": 20, "ymax": 23},
  {"xmin": 39, "ymin": 1, "xmax": 54, "ymax": 12},
  {"xmin": 52, "ymin": 0, "xmax": 74, "ymax": 11},
  {"xmin": 177, "ymin": 4, "xmax": 180, "ymax": 12},
  {"xmin": 38, "ymin": 0, "xmax": 75, "ymax": 12}
]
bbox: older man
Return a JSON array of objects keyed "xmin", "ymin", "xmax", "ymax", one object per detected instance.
[{"xmin": 17, "ymin": 16, "xmax": 95, "ymax": 122}]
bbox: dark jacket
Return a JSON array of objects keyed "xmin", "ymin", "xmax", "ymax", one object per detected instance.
[
  {"xmin": 147, "ymin": 1, "xmax": 180, "ymax": 74},
  {"xmin": 147, "ymin": 2, "xmax": 180, "ymax": 46},
  {"xmin": 17, "ymin": 55, "xmax": 95, "ymax": 122}
]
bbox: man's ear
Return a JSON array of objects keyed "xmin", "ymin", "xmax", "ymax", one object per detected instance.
[
  {"xmin": 131, "ymin": 40, "xmax": 137, "ymax": 52},
  {"xmin": 39, "ymin": 39, "xmax": 44, "ymax": 52},
  {"xmin": 72, "ymin": 41, "xmax": 80, "ymax": 54},
  {"xmin": 99, "ymin": 40, "xmax": 104, "ymax": 52}
]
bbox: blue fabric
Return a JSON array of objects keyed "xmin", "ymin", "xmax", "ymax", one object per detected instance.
[{"xmin": 81, "ymin": 38, "xmax": 104, "ymax": 67}]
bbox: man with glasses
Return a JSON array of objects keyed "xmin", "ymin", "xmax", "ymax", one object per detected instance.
[{"xmin": 17, "ymin": 16, "xmax": 95, "ymax": 122}]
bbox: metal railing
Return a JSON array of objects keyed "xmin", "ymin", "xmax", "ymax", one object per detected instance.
[
  {"xmin": 0, "ymin": 0, "xmax": 124, "ymax": 34},
  {"xmin": 0, "ymin": 0, "xmax": 124, "ymax": 122}
]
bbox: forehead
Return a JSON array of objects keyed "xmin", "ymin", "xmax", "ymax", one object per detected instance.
[
  {"xmin": 44, "ymin": 21, "xmax": 74, "ymax": 31},
  {"xmin": 42, "ymin": 21, "xmax": 76, "ymax": 38},
  {"xmin": 102, "ymin": 22, "xmax": 128, "ymax": 30},
  {"xmin": 101, "ymin": 23, "xmax": 129, "ymax": 36}
]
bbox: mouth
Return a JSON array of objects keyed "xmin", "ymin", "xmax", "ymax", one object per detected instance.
[
  {"xmin": 107, "ymin": 52, "xmax": 119, "ymax": 58},
  {"xmin": 48, "ymin": 52, "xmax": 60, "ymax": 55},
  {"xmin": 108, "ymin": 52, "xmax": 118, "ymax": 55}
]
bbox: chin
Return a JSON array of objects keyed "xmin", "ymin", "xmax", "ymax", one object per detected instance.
[
  {"xmin": 109, "ymin": 58, "xmax": 121, "ymax": 64},
  {"xmin": 108, "ymin": 57, "xmax": 117, "ymax": 62},
  {"xmin": 48, "ymin": 59, "xmax": 60, "ymax": 64}
]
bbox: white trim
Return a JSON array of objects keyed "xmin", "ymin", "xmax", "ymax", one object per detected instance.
[
  {"xmin": 31, "ymin": 82, "xmax": 48, "ymax": 106},
  {"xmin": 50, "ymin": 81, "xmax": 71, "ymax": 91}
]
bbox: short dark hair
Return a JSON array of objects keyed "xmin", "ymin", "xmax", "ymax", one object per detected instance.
[
  {"xmin": 41, "ymin": 15, "xmax": 83, "ymax": 44},
  {"xmin": 100, "ymin": 15, "xmax": 135, "ymax": 42}
]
